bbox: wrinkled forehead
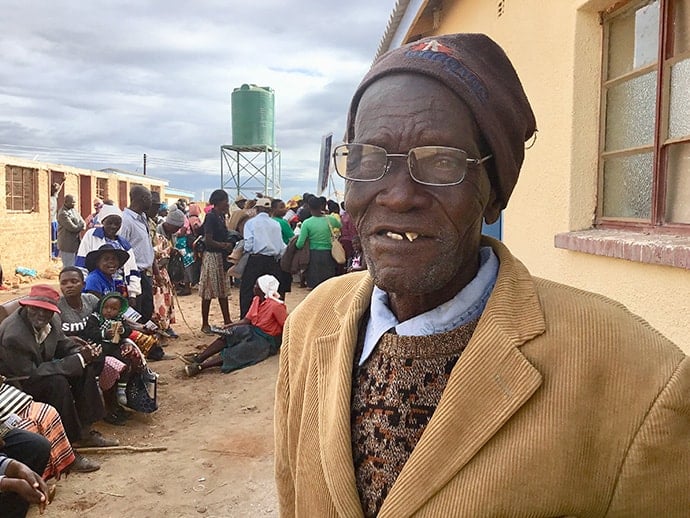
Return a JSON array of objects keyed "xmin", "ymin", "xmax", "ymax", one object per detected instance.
[{"xmin": 353, "ymin": 73, "xmax": 483, "ymax": 150}]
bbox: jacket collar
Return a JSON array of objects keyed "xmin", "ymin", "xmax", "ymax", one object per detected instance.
[{"xmin": 316, "ymin": 237, "xmax": 545, "ymax": 517}]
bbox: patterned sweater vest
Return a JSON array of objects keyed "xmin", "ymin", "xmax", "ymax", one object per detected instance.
[{"xmin": 350, "ymin": 320, "xmax": 478, "ymax": 517}]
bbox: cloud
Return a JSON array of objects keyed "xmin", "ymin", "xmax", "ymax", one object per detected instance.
[{"xmin": 0, "ymin": 0, "xmax": 396, "ymax": 199}]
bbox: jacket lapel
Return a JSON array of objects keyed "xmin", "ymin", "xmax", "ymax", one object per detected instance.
[
  {"xmin": 316, "ymin": 275, "xmax": 373, "ymax": 518},
  {"xmin": 379, "ymin": 239, "xmax": 546, "ymax": 517}
]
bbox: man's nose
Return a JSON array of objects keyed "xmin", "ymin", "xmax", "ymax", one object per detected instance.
[{"xmin": 375, "ymin": 158, "xmax": 426, "ymax": 211}]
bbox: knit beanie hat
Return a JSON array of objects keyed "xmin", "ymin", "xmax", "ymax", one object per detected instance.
[
  {"xmin": 346, "ymin": 33, "xmax": 536, "ymax": 209},
  {"xmin": 165, "ymin": 208, "xmax": 186, "ymax": 228}
]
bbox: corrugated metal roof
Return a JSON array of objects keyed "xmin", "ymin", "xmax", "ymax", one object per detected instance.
[{"xmin": 374, "ymin": 0, "xmax": 411, "ymax": 61}]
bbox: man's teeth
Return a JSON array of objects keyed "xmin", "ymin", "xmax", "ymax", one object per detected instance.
[{"xmin": 385, "ymin": 231, "xmax": 419, "ymax": 242}]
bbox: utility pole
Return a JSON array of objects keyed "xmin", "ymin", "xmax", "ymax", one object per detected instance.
[{"xmin": 143, "ymin": 153, "xmax": 147, "ymax": 175}]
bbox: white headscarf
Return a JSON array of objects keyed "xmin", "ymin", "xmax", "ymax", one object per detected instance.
[
  {"xmin": 98, "ymin": 204, "xmax": 122, "ymax": 222},
  {"xmin": 257, "ymin": 274, "xmax": 282, "ymax": 304}
]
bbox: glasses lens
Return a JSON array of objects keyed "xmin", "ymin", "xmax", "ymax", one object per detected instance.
[
  {"xmin": 409, "ymin": 146, "xmax": 469, "ymax": 185},
  {"xmin": 334, "ymin": 144, "xmax": 387, "ymax": 181}
]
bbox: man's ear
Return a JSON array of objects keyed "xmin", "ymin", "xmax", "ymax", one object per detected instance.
[{"xmin": 483, "ymin": 187, "xmax": 502, "ymax": 225}]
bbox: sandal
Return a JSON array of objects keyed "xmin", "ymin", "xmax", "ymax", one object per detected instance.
[
  {"xmin": 184, "ymin": 363, "xmax": 202, "ymax": 377},
  {"xmin": 201, "ymin": 325, "xmax": 214, "ymax": 335},
  {"xmin": 179, "ymin": 353, "xmax": 200, "ymax": 364},
  {"xmin": 165, "ymin": 328, "xmax": 179, "ymax": 339},
  {"xmin": 103, "ymin": 410, "xmax": 128, "ymax": 426}
]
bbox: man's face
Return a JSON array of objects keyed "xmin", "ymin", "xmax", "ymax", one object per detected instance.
[
  {"xmin": 59, "ymin": 271, "xmax": 84, "ymax": 297},
  {"xmin": 64, "ymin": 195, "xmax": 75, "ymax": 209},
  {"xmin": 147, "ymin": 203, "xmax": 160, "ymax": 220},
  {"xmin": 26, "ymin": 306, "xmax": 54, "ymax": 328},
  {"xmin": 133, "ymin": 188, "xmax": 153, "ymax": 212},
  {"xmin": 102, "ymin": 216, "xmax": 122, "ymax": 239},
  {"xmin": 97, "ymin": 252, "xmax": 120, "ymax": 276},
  {"xmin": 345, "ymin": 74, "xmax": 500, "ymax": 301},
  {"xmin": 273, "ymin": 201, "xmax": 287, "ymax": 217}
]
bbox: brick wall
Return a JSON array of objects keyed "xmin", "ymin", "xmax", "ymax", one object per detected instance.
[{"xmin": 1, "ymin": 156, "xmax": 167, "ymax": 281}]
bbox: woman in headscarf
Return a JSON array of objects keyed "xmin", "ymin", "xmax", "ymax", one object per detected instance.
[
  {"xmin": 75, "ymin": 204, "xmax": 141, "ymax": 300},
  {"xmin": 152, "ymin": 208, "xmax": 185, "ymax": 337},
  {"xmin": 183, "ymin": 274, "xmax": 287, "ymax": 376},
  {"xmin": 173, "ymin": 204, "xmax": 200, "ymax": 295}
]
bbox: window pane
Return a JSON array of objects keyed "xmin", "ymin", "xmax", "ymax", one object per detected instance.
[
  {"xmin": 672, "ymin": 0, "xmax": 690, "ymax": 55},
  {"xmin": 605, "ymin": 71, "xmax": 657, "ymax": 151},
  {"xmin": 669, "ymin": 58, "xmax": 690, "ymax": 139},
  {"xmin": 602, "ymin": 152, "xmax": 653, "ymax": 219},
  {"xmin": 607, "ymin": 0, "xmax": 659, "ymax": 79},
  {"xmin": 665, "ymin": 142, "xmax": 690, "ymax": 224}
]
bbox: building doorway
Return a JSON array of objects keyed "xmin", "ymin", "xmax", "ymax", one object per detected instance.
[{"xmin": 79, "ymin": 175, "xmax": 92, "ymax": 220}]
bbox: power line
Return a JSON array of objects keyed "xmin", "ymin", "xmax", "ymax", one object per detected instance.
[{"xmin": 0, "ymin": 143, "xmax": 213, "ymax": 175}]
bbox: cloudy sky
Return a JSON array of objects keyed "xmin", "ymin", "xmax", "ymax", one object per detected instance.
[{"xmin": 0, "ymin": 0, "xmax": 397, "ymax": 201}]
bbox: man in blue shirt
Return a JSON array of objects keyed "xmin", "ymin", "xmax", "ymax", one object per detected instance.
[{"xmin": 240, "ymin": 198, "xmax": 285, "ymax": 318}]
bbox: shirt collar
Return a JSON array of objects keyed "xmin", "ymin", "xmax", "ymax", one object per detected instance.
[
  {"xmin": 33, "ymin": 323, "xmax": 52, "ymax": 344},
  {"xmin": 124, "ymin": 207, "xmax": 146, "ymax": 222},
  {"xmin": 359, "ymin": 246, "xmax": 499, "ymax": 365}
]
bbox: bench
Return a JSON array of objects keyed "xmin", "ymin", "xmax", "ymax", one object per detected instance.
[{"xmin": 0, "ymin": 298, "xmax": 25, "ymax": 325}]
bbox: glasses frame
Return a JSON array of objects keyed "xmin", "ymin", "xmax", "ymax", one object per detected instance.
[{"xmin": 333, "ymin": 143, "xmax": 493, "ymax": 187}]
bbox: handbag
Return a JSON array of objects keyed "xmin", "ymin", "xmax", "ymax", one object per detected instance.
[
  {"xmin": 125, "ymin": 367, "xmax": 158, "ymax": 414},
  {"xmin": 327, "ymin": 220, "xmax": 346, "ymax": 265},
  {"xmin": 167, "ymin": 253, "xmax": 185, "ymax": 283},
  {"xmin": 0, "ymin": 382, "xmax": 32, "ymax": 421}
]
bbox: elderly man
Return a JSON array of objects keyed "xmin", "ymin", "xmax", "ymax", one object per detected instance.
[
  {"xmin": 274, "ymin": 34, "xmax": 690, "ymax": 517},
  {"xmin": 0, "ymin": 285, "xmax": 117, "ymax": 448},
  {"xmin": 119, "ymin": 185, "xmax": 155, "ymax": 323},
  {"xmin": 57, "ymin": 194, "xmax": 85, "ymax": 267}
]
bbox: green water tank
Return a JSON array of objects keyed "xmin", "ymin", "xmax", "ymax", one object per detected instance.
[{"xmin": 231, "ymin": 84, "xmax": 275, "ymax": 147}]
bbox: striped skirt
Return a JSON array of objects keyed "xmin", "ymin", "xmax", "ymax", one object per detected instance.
[{"xmin": 18, "ymin": 401, "xmax": 75, "ymax": 479}]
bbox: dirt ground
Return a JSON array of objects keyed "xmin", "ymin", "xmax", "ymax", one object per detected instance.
[{"xmin": 1, "ymin": 273, "xmax": 306, "ymax": 518}]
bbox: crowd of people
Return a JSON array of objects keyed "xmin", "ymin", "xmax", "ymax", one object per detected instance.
[{"xmin": 0, "ymin": 184, "xmax": 365, "ymax": 516}]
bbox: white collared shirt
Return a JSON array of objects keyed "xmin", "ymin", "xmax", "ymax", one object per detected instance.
[{"xmin": 359, "ymin": 246, "xmax": 499, "ymax": 365}]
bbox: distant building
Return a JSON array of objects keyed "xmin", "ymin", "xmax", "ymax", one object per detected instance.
[
  {"xmin": 164, "ymin": 187, "xmax": 196, "ymax": 209},
  {"xmin": 1, "ymin": 155, "xmax": 167, "ymax": 275}
]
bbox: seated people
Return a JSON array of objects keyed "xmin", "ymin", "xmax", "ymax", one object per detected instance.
[
  {"xmin": 85, "ymin": 244, "xmax": 166, "ymax": 361},
  {"xmin": 0, "ymin": 285, "xmax": 118, "ymax": 448},
  {"xmin": 0, "ymin": 429, "xmax": 52, "ymax": 518},
  {"xmin": 57, "ymin": 267, "xmax": 128, "ymax": 427},
  {"xmin": 83, "ymin": 244, "xmax": 130, "ymax": 297},
  {"xmin": 16, "ymin": 398, "xmax": 99, "ymax": 475},
  {"xmin": 76, "ymin": 204, "xmax": 141, "ymax": 300},
  {"xmin": 184, "ymin": 274, "xmax": 287, "ymax": 376},
  {"xmin": 82, "ymin": 293, "xmax": 150, "ymax": 423}
]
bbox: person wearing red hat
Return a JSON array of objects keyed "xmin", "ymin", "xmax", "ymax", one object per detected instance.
[{"xmin": 0, "ymin": 285, "xmax": 118, "ymax": 449}]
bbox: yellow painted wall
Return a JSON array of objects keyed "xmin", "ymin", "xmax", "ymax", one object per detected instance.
[
  {"xmin": 1, "ymin": 155, "xmax": 167, "ymax": 280},
  {"xmin": 409, "ymin": 0, "xmax": 690, "ymax": 352}
]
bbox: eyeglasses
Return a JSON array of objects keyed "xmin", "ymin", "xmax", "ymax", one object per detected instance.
[{"xmin": 333, "ymin": 143, "xmax": 492, "ymax": 186}]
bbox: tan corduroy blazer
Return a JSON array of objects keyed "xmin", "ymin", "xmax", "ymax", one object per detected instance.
[{"xmin": 275, "ymin": 238, "xmax": 690, "ymax": 517}]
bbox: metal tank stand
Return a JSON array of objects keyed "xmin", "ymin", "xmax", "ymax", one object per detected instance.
[{"xmin": 220, "ymin": 145, "xmax": 281, "ymax": 200}]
